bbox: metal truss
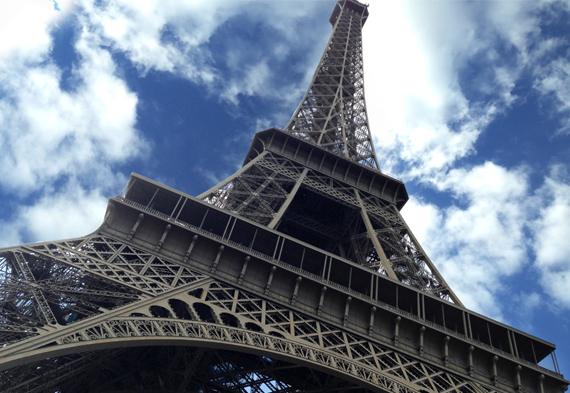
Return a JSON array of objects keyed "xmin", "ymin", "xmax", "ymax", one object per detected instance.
[
  {"xmin": 0, "ymin": 1, "xmax": 565, "ymax": 392},
  {"xmin": 201, "ymin": 151, "xmax": 458, "ymax": 303},
  {"xmin": 196, "ymin": 0, "xmax": 456, "ymax": 300},
  {"xmin": 285, "ymin": 0, "xmax": 379, "ymax": 169},
  {"xmin": 0, "ymin": 240, "xmax": 498, "ymax": 392}
]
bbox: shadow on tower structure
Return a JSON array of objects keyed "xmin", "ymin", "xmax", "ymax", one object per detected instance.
[{"xmin": 0, "ymin": 1, "xmax": 567, "ymax": 392}]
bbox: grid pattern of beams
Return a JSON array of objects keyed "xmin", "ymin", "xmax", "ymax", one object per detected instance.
[
  {"xmin": 285, "ymin": 0, "xmax": 378, "ymax": 169},
  {"xmin": 0, "ymin": 246, "xmax": 511, "ymax": 393},
  {"xmin": 202, "ymin": 151, "xmax": 456, "ymax": 301}
]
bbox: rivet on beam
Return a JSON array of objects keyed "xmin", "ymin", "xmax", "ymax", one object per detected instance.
[
  {"xmin": 265, "ymin": 266, "xmax": 277, "ymax": 295},
  {"xmin": 155, "ymin": 224, "xmax": 171, "ymax": 252},
  {"xmin": 318, "ymin": 286, "xmax": 327, "ymax": 316},
  {"xmin": 467, "ymin": 346, "xmax": 474, "ymax": 376},
  {"xmin": 210, "ymin": 246, "xmax": 225, "ymax": 273},
  {"xmin": 183, "ymin": 235, "xmax": 198, "ymax": 263},
  {"xmin": 444, "ymin": 336, "xmax": 450, "ymax": 366},
  {"xmin": 394, "ymin": 316, "xmax": 401, "ymax": 346},
  {"xmin": 291, "ymin": 277, "xmax": 302, "ymax": 305},
  {"xmin": 368, "ymin": 306, "xmax": 376, "ymax": 335},
  {"xmin": 238, "ymin": 256, "xmax": 250, "ymax": 284},
  {"xmin": 418, "ymin": 326, "xmax": 426, "ymax": 356},
  {"xmin": 515, "ymin": 365, "xmax": 522, "ymax": 392},
  {"xmin": 491, "ymin": 355, "xmax": 499, "ymax": 386},
  {"xmin": 127, "ymin": 213, "xmax": 144, "ymax": 241},
  {"xmin": 343, "ymin": 297, "xmax": 352, "ymax": 327}
]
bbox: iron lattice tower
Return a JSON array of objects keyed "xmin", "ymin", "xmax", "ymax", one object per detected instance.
[{"xmin": 0, "ymin": 1, "xmax": 566, "ymax": 392}]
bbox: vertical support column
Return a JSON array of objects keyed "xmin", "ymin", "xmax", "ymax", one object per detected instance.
[
  {"xmin": 210, "ymin": 246, "xmax": 225, "ymax": 273},
  {"xmin": 127, "ymin": 213, "xmax": 144, "ymax": 241},
  {"xmin": 443, "ymin": 336, "xmax": 450, "ymax": 366},
  {"xmin": 368, "ymin": 307, "xmax": 376, "ymax": 335},
  {"xmin": 238, "ymin": 256, "xmax": 250, "ymax": 284},
  {"xmin": 418, "ymin": 326, "xmax": 425, "ymax": 356},
  {"xmin": 515, "ymin": 365, "xmax": 522, "ymax": 392},
  {"xmin": 155, "ymin": 224, "xmax": 171, "ymax": 252},
  {"xmin": 318, "ymin": 286, "xmax": 327, "ymax": 316},
  {"xmin": 343, "ymin": 297, "xmax": 352, "ymax": 327},
  {"xmin": 147, "ymin": 188, "xmax": 159, "ymax": 208},
  {"xmin": 539, "ymin": 374, "xmax": 545, "ymax": 393},
  {"xmin": 507, "ymin": 329, "xmax": 515, "ymax": 356},
  {"xmin": 354, "ymin": 190, "xmax": 397, "ymax": 279},
  {"xmin": 467, "ymin": 346, "xmax": 474, "ymax": 376},
  {"xmin": 492, "ymin": 356, "xmax": 499, "ymax": 386},
  {"xmin": 265, "ymin": 266, "xmax": 276, "ymax": 295},
  {"xmin": 291, "ymin": 277, "xmax": 302, "ymax": 305},
  {"xmin": 394, "ymin": 316, "xmax": 401, "ymax": 346},
  {"xmin": 183, "ymin": 235, "xmax": 198, "ymax": 263},
  {"xmin": 170, "ymin": 195, "xmax": 183, "ymax": 218}
]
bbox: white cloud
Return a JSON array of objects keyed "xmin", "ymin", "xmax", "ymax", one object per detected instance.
[
  {"xmin": 0, "ymin": 0, "xmax": 75, "ymax": 63},
  {"xmin": 75, "ymin": 0, "xmax": 329, "ymax": 106},
  {"xmin": 532, "ymin": 166, "xmax": 570, "ymax": 308},
  {"xmin": 0, "ymin": 39, "xmax": 143, "ymax": 193},
  {"xmin": 221, "ymin": 61, "xmax": 272, "ymax": 104},
  {"xmin": 402, "ymin": 162, "xmax": 530, "ymax": 318},
  {"xmin": 362, "ymin": 0, "xmax": 554, "ymax": 179},
  {"xmin": 0, "ymin": 0, "xmax": 146, "ymax": 244},
  {"xmin": 0, "ymin": 0, "xmax": 332, "ymax": 247},
  {"xmin": 0, "ymin": 180, "xmax": 111, "ymax": 247},
  {"xmin": 364, "ymin": 1, "xmax": 479, "ymax": 177},
  {"xmin": 534, "ymin": 58, "xmax": 570, "ymax": 133},
  {"xmin": 403, "ymin": 160, "xmax": 570, "ymax": 316}
]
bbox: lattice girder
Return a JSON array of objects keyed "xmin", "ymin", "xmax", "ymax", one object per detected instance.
[
  {"xmin": 285, "ymin": 0, "xmax": 378, "ymax": 169},
  {"xmin": 0, "ymin": 253, "xmax": 498, "ymax": 393},
  {"xmin": 201, "ymin": 149, "xmax": 455, "ymax": 300},
  {"xmin": 1, "ymin": 229, "xmax": 562, "ymax": 393}
]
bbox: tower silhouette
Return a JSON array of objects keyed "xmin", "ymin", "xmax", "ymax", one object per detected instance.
[{"xmin": 0, "ymin": 1, "xmax": 566, "ymax": 392}]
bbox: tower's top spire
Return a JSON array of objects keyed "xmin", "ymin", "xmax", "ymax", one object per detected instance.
[
  {"xmin": 329, "ymin": 0, "xmax": 369, "ymax": 26},
  {"xmin": 285, "ymin": 0, "xmax": 378, "ymax": 169}
]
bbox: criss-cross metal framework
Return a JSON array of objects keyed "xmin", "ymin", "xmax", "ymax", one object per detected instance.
[
  {"xmin": 285, "ymin": 0, "xmax": 377, "ymax": 169},
  {"xmin": 0, "ymin": 0, "xmax": 567, "ymax": 392},
  {"xmin": 0, "ymin": 229, "xmax": 565, "ymax": 392},
  {"xmin": 198, "ymin": 0, "xmax": 460, "ymax": 302},
  {"xmin": 200, "ymin": 147, "xmax": 456, "ymax": 301}
]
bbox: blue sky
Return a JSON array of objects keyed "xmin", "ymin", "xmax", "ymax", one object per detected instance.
[{"xmin": 1, "ymin": 0, "xmax": 569, "ymax": 376}]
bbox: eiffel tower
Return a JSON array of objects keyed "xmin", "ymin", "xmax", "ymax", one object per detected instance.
[{"xmin": 0, "ymin": 0, "xmax": 567, "ymax": 392}]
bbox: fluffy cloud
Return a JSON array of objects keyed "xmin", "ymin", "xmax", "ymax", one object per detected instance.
[
  {"xmin": 0, "ymin": 43, "xmax": 143, "ymax": 192},
  {"xmin": 0, "ymin": 0, "xmax": 330, "ymax": 245},
  {"xmin": 75, "ymin": 0, "xmax": 329, "ymax": 107},
  {"xmin": 402, "ymin": 163, "xmax": 530, "ymax": 318},
  {"xmin": 534, "ymin": 58, "xmax": 570, "ymax": 133},
  {"xmin": 363, "ymin": 0, "xmax": 565, "ymax": 179},
  {"xmin": 532, "ymin": 167, "xmax": 570, "ymax": 308},
  {"xmin": 0, "ymin": 0, "xmax": 75, "ymax": 62},
  {"xmin": 0, "ymin": 181, "xmax": 111, "ymax": 247},
  {"xmin": 0, "ymin": 0, "xmax": 145, "ymax": 243},
  {"xmin": 402, "ymin": 160, "xmax": 570, "ymax": 317}
]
